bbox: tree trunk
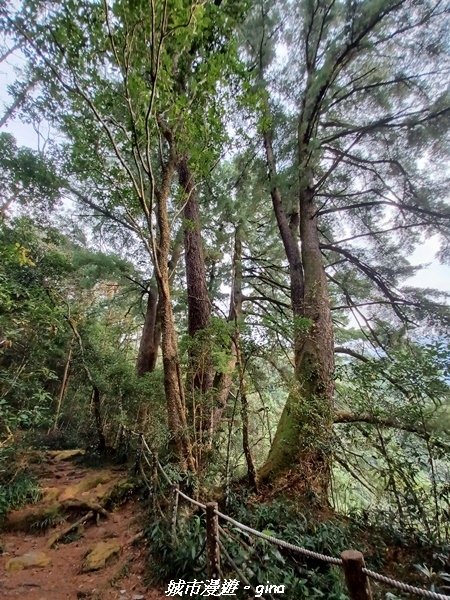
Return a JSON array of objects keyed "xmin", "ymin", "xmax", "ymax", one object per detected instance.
[
  {"xmin": 259, "ymin": 187, "xmax": 334, "ymax": 500},
  {"xmin": 263, "ymin": 130, "xmax": 304, "ymax": 319},
  {"xmin": 91, "ymin": 386, "xmax": 106, "ymax": 453},
  {"xmin": 211, "ymin": 222, "xmax": 243, "ymax": 432},
  {"xmin": 177, "ymin": 155, "xmax": 214, "ymax": 468},
  {"xmin": 178, "ymin": 156, "xmax": 213, "ymax": 392},
  {"xmin": 136, "ymin": 282, "xmax": 160, "ymax": 376},
  {"xmin": 52, "ymin": 337, "xmax": 74, "ymax": 431},
  {"xmin": 258, "ymin": 67, "xmax": 335, "ymax": 499},
  {"xmin": 241, "ymin": 390, "xmax": 258, "ymax": 491},
  {"xmin": 155, "ymin": 155, "xmax": 195, "ymax": 472},
  {"xmin": 135, "ymin": 235, "xmax": 182, "ymax": 431},
  {"xmin": 135, "ymin": 284, "xmax": 161, "ymax": 432}
]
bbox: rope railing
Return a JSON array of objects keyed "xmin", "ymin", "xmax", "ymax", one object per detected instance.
[
  {"xmin": 124, "ymin": 427, "xmax": 450, "ymax": 600},
  {"xmin": 213, "ymin": 508, "xmax": 343, "ymax": 566},
  {"xmin": 362, "ymin": 569, "xmax": 450, "ymax": 600}
]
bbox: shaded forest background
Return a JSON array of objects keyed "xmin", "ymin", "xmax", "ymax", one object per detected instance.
[{"xmin": 1, "ymin": 0, "xmax": 450, "ymax": 597}]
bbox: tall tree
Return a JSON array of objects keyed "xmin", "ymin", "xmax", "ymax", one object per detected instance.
[{"xmin": 243, "ymin": 0, "xmax": 450, "ymax": 499}]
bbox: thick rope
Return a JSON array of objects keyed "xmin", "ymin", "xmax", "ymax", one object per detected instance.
[
  {"xmin": 363, "ymin": 569, "xmax": 450, "ymax": 600},
  {"xmin": 214, "ymin": 509, "xmax": 342, "ymax": 566},
  {"xmin": 176, "ymin": 488, "xmax": 207, "ymax": 510},
  {"xmin": 140, "ymin": 436, "xmax": 173, "ymax": 486}
]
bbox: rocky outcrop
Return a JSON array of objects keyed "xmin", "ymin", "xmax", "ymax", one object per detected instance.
[
  {"xmin": 6, "ymin": 550, "xmax": 51, "ymax": 572},
  {"xmin": 82, "ymin": 541, "xmax": 121, "ymax": 572}
]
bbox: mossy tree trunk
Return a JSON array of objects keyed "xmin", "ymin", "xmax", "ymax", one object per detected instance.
[{"xmin": 259, "ymin": 185, "xmax": 334, "ymax": 500}]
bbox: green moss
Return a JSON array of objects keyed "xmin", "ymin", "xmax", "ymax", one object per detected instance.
[{"xmin": 259, "ymin": 360, "xmax": 333, "ymax": 494}]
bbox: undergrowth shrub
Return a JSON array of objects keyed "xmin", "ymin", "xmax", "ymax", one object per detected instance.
[
  {"xmin": 145, "ymin": 513, "xmax": 207, "ymax": 583},
  {"xmin": 220, "ymin": 497, "xmax": 350, "ymax": 599},
  {"xmin": 24, "ymin": 425, "xmax": 86, "ymax": 450},
  {"xmin": 0, "ymin": 445, "xmax": 41, "ymax": 523}
]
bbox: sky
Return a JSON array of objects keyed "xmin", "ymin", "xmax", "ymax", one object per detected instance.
[{"xmin": 409, "ymin": 236, "xmax": 450, "ymax": 293}]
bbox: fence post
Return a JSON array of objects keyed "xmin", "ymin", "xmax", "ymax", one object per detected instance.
[
  {"xmin": 341, "ymin": 550, "xmax": 373, "ymax": 600},
  {"xmin": 206, "ymin": 502, "xmax": 220, "ymax": 579}
]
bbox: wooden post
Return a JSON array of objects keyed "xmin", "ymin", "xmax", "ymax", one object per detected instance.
[
  {"xmin": 341, "ymin": 550, "xmax": 373, "ymax": 600},
  {"xmin": 206, "ymin": 502, "xmax": 220, "ymax": 579},
  {"xmin": 171, "ymin": 486, "xmax": 179, "ymax": 542}
]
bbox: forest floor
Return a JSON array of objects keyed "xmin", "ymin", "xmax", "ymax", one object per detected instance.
[{"xmin": 0, "ymin": 449, "xmax": 167, "ymax": 600}]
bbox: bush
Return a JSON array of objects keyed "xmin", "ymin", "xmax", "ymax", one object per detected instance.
[{"xmin": 0, "ymin": 450, "xmax": 41, "ymax": 523}]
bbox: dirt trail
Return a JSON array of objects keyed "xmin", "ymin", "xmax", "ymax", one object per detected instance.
[{"xmin": 0, "ymin": 450, "xmax": 167, "ymax": 600}]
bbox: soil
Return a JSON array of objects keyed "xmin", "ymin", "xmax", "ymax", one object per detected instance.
[{"xmin": 0, "ymin": 451, "xmax": 167, "ymax": 600}]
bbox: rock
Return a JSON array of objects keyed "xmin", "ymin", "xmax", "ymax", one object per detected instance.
[
  {"xmin": 5, "ymin": 470, "xmax": 122, "ymax": 534},
  {"xmin": 59, "ymin": 472, "xmax": 117, "ymax": 503},
  {"xmin": 82, "ymin": 541, "xmax": 121, "ymax": 572},
  {"xmin": 48, "ymin": 449, "xmax": 85, "ymax": 461},
  {"xmin": 132, "ymin": 595, "xmax": 145, "ymax": 599},
  {"xmin": 6, "ymin": 551, "xmax": 51, "ymax": 572}
]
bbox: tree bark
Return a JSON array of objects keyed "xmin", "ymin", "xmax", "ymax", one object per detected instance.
[
  {"xmin": 135, "ymin": 231, "xmax": 183, "ymax": 431},
  {"xmin": 241, "ymin": 389, "xmax": 257, "ymax": 491},
  {"xmin": 211, "ymin": 223, "xmax": 243, "ymax": 432},
  {"xmin": 52, "ymin": 336, "xmax": 74, "ymax": 431},
  {"xmin": 135, "ymin": 283, "xmax": 161, "ymax": 432},
  {"xmin": 263, "ymin": 130, "xmax": 304, "ymax": 320},
  {"xmin": 259, "ymin": 185, "xmax": 335, "ymax": 500},
  {"xmin": 178, "ymin": 156, "xmax": 213, "ymax": 392},
  {"xmin": 136, "ymin": 282, "xmax": 160, "ymax": 376},
  {"xmin": 177, "ymin": 155, "xmax": 214, "ymax": 468},
  {"xmin": 155, "ymin": 154, "xmax": 195, "ymax": 472}
]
